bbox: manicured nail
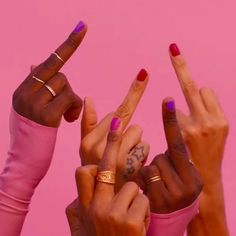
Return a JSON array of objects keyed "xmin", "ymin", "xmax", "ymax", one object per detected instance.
[
  {"xmin": 110, "ymin": 118, "xmax": 121, "ymax": 131},
  {"xmin": 169, "ymin": 43, "xmax": 180, "ymax": 57},
  {"xmin": 166, "ymin": 100, "xmax": 175, "ymax": 112},
  {"xmin": 137, "ymin": 69, "xmax": 148, "ymax": 81},
  {"xmin": 73, "ymin": 21, "xmax": 85, "ymax": 33}
]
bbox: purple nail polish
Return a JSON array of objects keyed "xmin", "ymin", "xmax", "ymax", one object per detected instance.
[
  {"xmin": 73, "ymin": 21, "xmax": 85, "ymax": 33},
  {"xmin": 166, "ymin": 100, "xmax": 175, "ymax": 112},
  {"xmin": 110, "ymin": 118, "xmax": 121, "ymax": 131}
]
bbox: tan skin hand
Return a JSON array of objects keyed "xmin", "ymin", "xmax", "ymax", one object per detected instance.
[
  {"xmin": 67, "ymin": 119, "xmax": 150, "ymax": 236},
  {"xmin": 168, "ymin": 44, "xmax": 229, "ymax": 236},
  {"xmin": 80, "ymin": 70, "xmax": 150, "ymax": 190},
  {"xmin": 139, "ymin": 98, "xmax": 203, "ymax": 214},
  {"xmin": 13, "ymin": 23, "xmax": 87, "ymax": 127}
]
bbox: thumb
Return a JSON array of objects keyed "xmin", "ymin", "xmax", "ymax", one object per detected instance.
[{"xmin": 81, "ymin": 97, "xmax": 98, "ymax": 139}]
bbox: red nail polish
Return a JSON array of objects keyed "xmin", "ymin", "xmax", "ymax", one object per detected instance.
[
  {"xmin": 169, "ymin": 43, "xmax": 181, "ymax": 57},
  {"xmin": 137, "ymin": 69, "xmax": 148, "ymax": 81}
]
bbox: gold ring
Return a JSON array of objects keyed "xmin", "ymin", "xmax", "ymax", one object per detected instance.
[
  {"xmin": 96, "ymin": 171, "xmax": 115, "ymax": 185},
  {"xmin": 52, "ymin": 52, "xmax": 65, "ymax": 64},
  {"xmin": 147, "ymin": 175, "xmax": 162, "ymax": 185},
  {"xmin": 44, "ymin": 84, "xmax": 56, "ymax": 97},
  {"xmin": 189, "ymin": 159, "xmax": 194, "ymax": 165},
  {"xmin": 33, "ymin": 76, "xmax": 45, "ymax": 85}
]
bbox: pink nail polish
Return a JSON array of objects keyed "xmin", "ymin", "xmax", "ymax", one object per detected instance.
[
  {"xmin": 169, "ymin": 43, "xmax": 181, "ymax": 57},
  {"xmin": 110, "ymin": 118, "xmax": 121, "ymax": 131}
]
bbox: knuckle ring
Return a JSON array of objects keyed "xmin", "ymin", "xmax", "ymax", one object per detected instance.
[
  {"xmin": 44, "ymin": 84, "xmax": 57, "ymax": 97},
  {"xmin": 33, "ymin": 76, "xmax": 45, "ymax": 85},
  {"xmin": 96, "ymin": 171, "xmax": 115, "ymax": 185},
  {"xmin": 52, "ymin": 52, "xmax": 65, "ymax": 64},
  {"xmin": 147, "ymin": 175, "xmax": 162, "ymax": 185}
]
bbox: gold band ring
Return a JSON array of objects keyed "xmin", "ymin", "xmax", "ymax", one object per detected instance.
[
  {"xmin": 33, "ymin": 76, "xmax": 45, "ymax": 85},
  {"xmin": 96, "ymin": 171, "xmax": 115, "ymax": 185},
  {"xmin": 52, "ymin": 52, "xmax": 65, "ymax": 64},
  {"xmin": 147, "ymin": 175, "xmax": 162, "ymax": 185},
  {"xmin": 44, "ymin": 84, "xmax": 57, "ymax": 97}
]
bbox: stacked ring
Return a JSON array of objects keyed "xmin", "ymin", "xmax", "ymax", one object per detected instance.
[
  {"xmin": 96, "ymin": 171, "xmax": 116, "ymax": 185},
  {"xmin": 147, "ymin": 175, "xmax": 162, "ymax": 185}
]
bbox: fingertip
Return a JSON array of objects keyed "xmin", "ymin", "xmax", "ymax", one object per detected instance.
[
  {"xmin": 110, "ymin": 117, "xmax": 121, "ymax": 132},
  {"xmin": 137, "ymin": 68, "xmax": 149, "ymax": 81},
  {"xmin": 162, "ymin": 97, "xmax": 176, "ymax": 113},
  {"xmin": 73, "ymin": 20, "xmax": 87, "ymax": 34},
  {"xmin": 169, "ymin": 43, "xmax": 181, "ymax": 57}
]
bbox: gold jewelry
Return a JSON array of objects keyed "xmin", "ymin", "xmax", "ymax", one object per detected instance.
[
  {"xmin": 147, "ymin": 175, "xmax": 162, "ymax": 185},
  {"xmin": 52, "ymin": 52, "xmax": 65, "ymax": 64},
  {"xmin": 33, "ymin": 76, "xmax": 45, "ymax": 84},
  {"xmin": 96, "ymin": 171, "xmax": 115, "ymax": 185},
  {"xmin": 44, "ymin": 84, "xmax": 56, "ymax": 97}
]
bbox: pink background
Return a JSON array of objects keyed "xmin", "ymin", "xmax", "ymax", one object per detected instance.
[{"xmin": 0, "ymin": 0, "xmax": 235, "ymax": 235}]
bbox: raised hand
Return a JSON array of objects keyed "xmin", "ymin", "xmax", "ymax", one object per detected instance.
[
  {"xmin": 67, "ymin": 118, "xmax": 150, "ymax": 236},
  {"xmin": 80, "ymin": 69, "xmax": 150, "ymax": 190},
  {"xmin": 13, "ymin": 21, "xmax": 87, "ymax": 127},
  {"xmin": 140, "ymin": 98, "xmax": 202, "ymax": 214},
  {"xmin": 169, "ymin": 43, "xmax": 229, "ymax": 236}
]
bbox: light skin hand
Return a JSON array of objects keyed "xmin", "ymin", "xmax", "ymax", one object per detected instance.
[
  {"xmin": 67, "ymin": 118, "xmax": 150, "ymax": 236},
  {"xmin": 13, "ymin": 21, "xmax": 87, "ymax": 127},
  {"xmin": 169, "ymin": 43, "xmax": 229, "ymax": 236},
  {"xmin": 80, "ymin": 69, "xmax": 150, "ymax": 190},
  {"xmin": 140, "ymin": 98, "xmax": 203, "ymax": 214}
]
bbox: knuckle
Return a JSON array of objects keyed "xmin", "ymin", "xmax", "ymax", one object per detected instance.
[
  {"xmin": 107, "ymin": 211, "xmax": 122, "ymax": 225},
  {"xmin": 131, "ymin": 81, "xmax": 144, "ymax": 93},
  {"xmin": 183, "ymin": 79, "xmax": 197, "ymax": 94},
  {"xmin": 186, "ymin": 185, "xmax": 201, "ymax": 200},
  {"xmin": 137, "ymin": 193, "xmax": 149, "ymax": 206},
  {"xmin": 130, "ymin": 124, "xmax": 143, "ymax": 134},
  {"xmin": 125, "ymin": 181, "xmax": 139, "ymax": 192},
  {"xmin": 66, "ymin": 35, "xmax": 79, "ymax": 50},
  {"xmin": 75, "ymin": 166, "xmax": 87, "ymax": 180},
  {"xmin": 92, "ymin": 207, "xmax": 105, "ymax": 222},
  {"xmin": 172, "ymin": 190, "xmax": 185, "ymax": 204},
  {"xmin": 107, "ymin": 132, "xmax": 120, "ymax": 142},
  {"xmin": 56, "ymin": 72, "xmax": 68, "ymax": 84},
  {"xmin": 125, "ymin": 217, "xmax": 139, "ymax": 231},
  {"xmin": 115, "ymin": 104, "xmax": 131, "ymax": 119},
  {"xmin": 185, "ymin": 126, "xmax": 199, "ymax": 138},
  {"xmin": 174, "ymin": 56, "xmax": 187, "ymax": 68},
  {"xmin": 43, "ymin": 57, "xmax": 59, "ymax": 72}
]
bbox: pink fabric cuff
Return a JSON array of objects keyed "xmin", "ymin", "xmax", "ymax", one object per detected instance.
[
  {"xmin": 0, "ymin": 108, "xmax": 58, "ymax": 235},
  {"xmin": 147, "ymin": 197, "xmax": 199, "ymax": 236}
]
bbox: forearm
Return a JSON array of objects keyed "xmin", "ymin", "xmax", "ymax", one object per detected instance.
[{"xmin": 187, "ymin": 177, "xmax": 229, "ymax": 236}]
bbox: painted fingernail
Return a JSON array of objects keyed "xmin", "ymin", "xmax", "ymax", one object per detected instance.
[
  {"xmin": 169, "ymin": 43, "xmax": 181, "ymax": 57},
  {"xmin": 166, "ymin": 100, "xmax": 175, "ymax": 112},
  {"xmin": 73, "ymin": 21, "xmax": 85, "ymax": 33},
  {"xmin": 110, "ymin": 118, "xmax": 121, "ymax": 131},
  {"xmin": 137, "ymin": 69, "xmax": 148, "ymax": 81}
]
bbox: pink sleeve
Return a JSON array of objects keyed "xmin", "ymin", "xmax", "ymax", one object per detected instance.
[
  {"xmin": 147, "ymin": 197, "xmax": 199, "ymax": 236},
  {"xmin": 0, "ymin": 108, "xmax": 58, "ymax": 236}
]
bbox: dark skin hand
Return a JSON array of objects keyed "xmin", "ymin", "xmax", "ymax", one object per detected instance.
[
  {"xmin": 140, "ymin": 98, "xmax": 203, "ymax": 214},
  {"xmin": 13, "ymin": 21, "xmax": 87, "ymax": 127}
]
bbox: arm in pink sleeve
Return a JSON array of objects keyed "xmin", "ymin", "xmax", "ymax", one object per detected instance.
[
  {"xmin": 147, "ymin": 197, "xmax": 199, "ymax": 236},
  {"xmin": 0, "ymin": 108, "xmax": 58, "ymax": 236}
]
